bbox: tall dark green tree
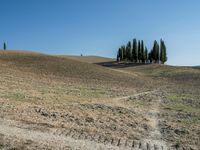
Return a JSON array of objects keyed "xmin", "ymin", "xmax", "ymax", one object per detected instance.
[
  {"xmin": 117, "ymin": 48, "xmax": 121, "ymax": 61},
  {"xmin": 148, "ymin": 50, "xmax": 153, "ymax": 63},
  {"xmin": 119, "ymin": 47, "xmax": 123, "ymax": 60},
  {"xmin": 152, "ymin": 40, "xmax": 156, "ymax": 62},
  {"xmin": 117, "ymin": 53, "xmax": 119, "ymax": 62},
  {"xmin": 126, "ymin": 41, "xmax": 132, "ymax": 61},
  {"xmin": 152, "ymin": 40, "xmax": 159, "ymax": 63},
  {"xmin": 138, "ymin": 40, "xmax": 141, "ymax": 63},
  {"xmin": 145, "ymin": 47, "xmax": 148, "ymax": 63},
  {"xmin": 132, "ymin": 39, "xmax": 138, "ymax": 62},
  {"xmin": 141, "ymin": 40, "xmax": 145, "ymax": 63},
  {"xmin": 122, "ymin": 45, "xmax": 126, "ymax": 60},
  {"xmin": 156, "ymin": 42, "xmax": 160, "ymax": 63},
  {"xmin": 3, "ymin": 42, "xmax": 6, "ymax": 50},
  {"xmin": 160, "ymin": 39, "xmax": 167, "ymax": 64}
]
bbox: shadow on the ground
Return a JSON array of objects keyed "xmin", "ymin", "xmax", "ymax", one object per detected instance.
[{"xmin": 95, "ymin": 61, "xmax": 151, "ymax": 68}]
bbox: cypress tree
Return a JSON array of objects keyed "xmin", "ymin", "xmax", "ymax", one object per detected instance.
[
  {"xmin": 132, "ymin": 39, "xmax": 138, "ymax": 63},
  {"xmin": 129, "ymin": 41, "xmax": 133, "ymax": 61},
  {"xmin": 117, "ymin": 48, "xmax": 121, "ymax": 61},
  {"xmin": 126, "ymin": 44, "xmax": 128, "ymax": 61},
  {"xmin": 141, "ymin": 40, "xmax": 145, "ymax": 63},
  {"xmin": 3, "ymin": 42, "xmax": 6, "ymax": 50},
  {"xmin": 120, "ymin": 48, "xmax": 122, "ymax": 60},
  {"xmin": 152, "ymin": 40, "xmax": 159, "ymax": 63},
  {"xmin": 149, "ymin": 50, "xmax": 153, "ymax": 63},
  {"xmin": 152, "ymin": 40, "xmax": 156, "ymax": 62},
  {"xmin": 126, "ymin": 41, "xmax": 132, "ymax": 61},
  {"xmin": 122, "ymin": 45, "xmax": 126, "ymax": 60},
  {"xmin": 138, "ymin": 40, "xmax": 141, "ymax": 63},
  {"xmin": 156, "ymin": 42, "xmax": 160, "ymax": 63},
  {"xmin": 163, "ymin": 40, "xmax": 167, "ymax": 63},
  {"xmin": 160, "ymin": 39, "xmax": 163, "ymax": 63},
  {"xmin": 160, "ymin": 39, "xmax": 167, "ymax": 64},
  {"xmin": 119, "ymin": 47, "xmax": 123, "ymax": 60},
  {"xmin": 145, "ymin": 47, "xmax": 148, "ymax": 63},
  {"xmin": 117, "ymin": 53, "xmax": 119, "ymax": 62}
]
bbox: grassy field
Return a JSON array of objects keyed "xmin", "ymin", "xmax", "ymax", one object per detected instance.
[
  {"xmin": 58, "ymin": 55, "xmax": 114, "ymax": 64},
  {"xmin": 0, "ymin": 50, "xmax": 199, "ymax": 149}
]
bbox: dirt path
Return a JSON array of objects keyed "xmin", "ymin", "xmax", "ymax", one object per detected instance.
[
  {"xmin": 114, "ymin": 90, "xmax": 158, "ymax": 101},
  {"xmin": 113, "ymin": 90, "xmax": 170, "ymax": 149},
  {"xmin": 143, "ymin": 98, "xmax": 169, "ymax": 149}
]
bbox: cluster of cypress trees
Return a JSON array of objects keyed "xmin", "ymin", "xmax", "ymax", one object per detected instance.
[{"xmin": 117, "ymin": 39, "xmax": 167, "ymax": 64}]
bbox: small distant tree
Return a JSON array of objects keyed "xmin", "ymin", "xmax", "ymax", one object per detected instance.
[{"xmin": 3, "ymin": 42, "xmax": 6, "ymax": 50}]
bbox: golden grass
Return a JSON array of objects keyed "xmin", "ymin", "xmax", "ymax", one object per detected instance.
[
  {"xmin": 57, "ymin": 55, "xmax": 114, "ymax": 64},
  {"xmin": 0, "ymin": 50, "xmax": 199, "ymax": 148}
]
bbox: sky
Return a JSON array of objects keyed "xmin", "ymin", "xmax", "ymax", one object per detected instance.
[{"xmin": 0, "ymin": 0, "xmax": 200, "ymax": 66}]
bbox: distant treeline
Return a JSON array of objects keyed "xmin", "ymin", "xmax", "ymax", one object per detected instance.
[{"xmin": 117, "ymin": 39, "xmax": 167, "ymax": 64}]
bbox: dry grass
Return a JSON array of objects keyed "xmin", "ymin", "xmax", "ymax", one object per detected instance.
[
  {"xmin": 0, "ymin": 50, "xmax": 199, "ymax": 149},
  {"xmin": 58, "ymin": 55, "xmax": 114, "ymax": 64}
]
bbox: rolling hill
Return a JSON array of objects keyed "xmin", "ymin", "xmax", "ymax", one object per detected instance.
[
  {"xmin": 58, "ymin": 55, "xmax": 114, "ymax": 64},
  {"xmin": 0, "ymin": 50, "xmax": 199, "ymax": 150},
  {"xmin": 0, "ymin": 51, "xmax": 135, "ymax": 82}
]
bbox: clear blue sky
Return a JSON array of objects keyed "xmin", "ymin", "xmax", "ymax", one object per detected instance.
[{"xmin": 0, "ymin": 0, "xmax": 200, "ymax": 66}]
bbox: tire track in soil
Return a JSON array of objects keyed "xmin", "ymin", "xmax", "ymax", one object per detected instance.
[
  {"xmin": 0, "ymin": 118, "xmax": 171, "ymax": 150},
  {"xmin": 0, "ymin": 118, "xmax": 125, "ymax": 150}
]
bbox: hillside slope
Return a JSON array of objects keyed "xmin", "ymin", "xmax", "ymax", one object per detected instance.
[
  {"xmin": 0, "ymin": 51, "xmax": 133, "ymax": 82},
  {"xmin": 0, "ymin": 50, "xmax": 199, "ymax": 149},
  {"xmin": 58, "ymin": 55, "xmax": 114, "ymax": 64}
]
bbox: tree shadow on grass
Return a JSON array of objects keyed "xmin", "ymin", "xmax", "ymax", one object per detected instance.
[{"xmin": 95, "ymin": 61, "xmax": 151, "ymax": 69}]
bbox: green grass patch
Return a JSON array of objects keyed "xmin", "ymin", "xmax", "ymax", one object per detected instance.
[
  {"xmin": 166, "ymin": 100, "xmax": 200, "ymax": 113},
  {"xmin": 2, "ymin": 92, "xmax": 26, "ymax": 101},
  {"xmin": 167, "ymin": 94, "xmax": 200, "ymax": 108},
  {"xmin": 166, "ymin": 94, "xmax": 200, "ymax": 126},
  {"xmin": 178, "ymin": 117, "xmax": 200, "ymax": 126},
  {"xmin": 168, "ymin": 94, "xmax": 198, "ymax": 101}
]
